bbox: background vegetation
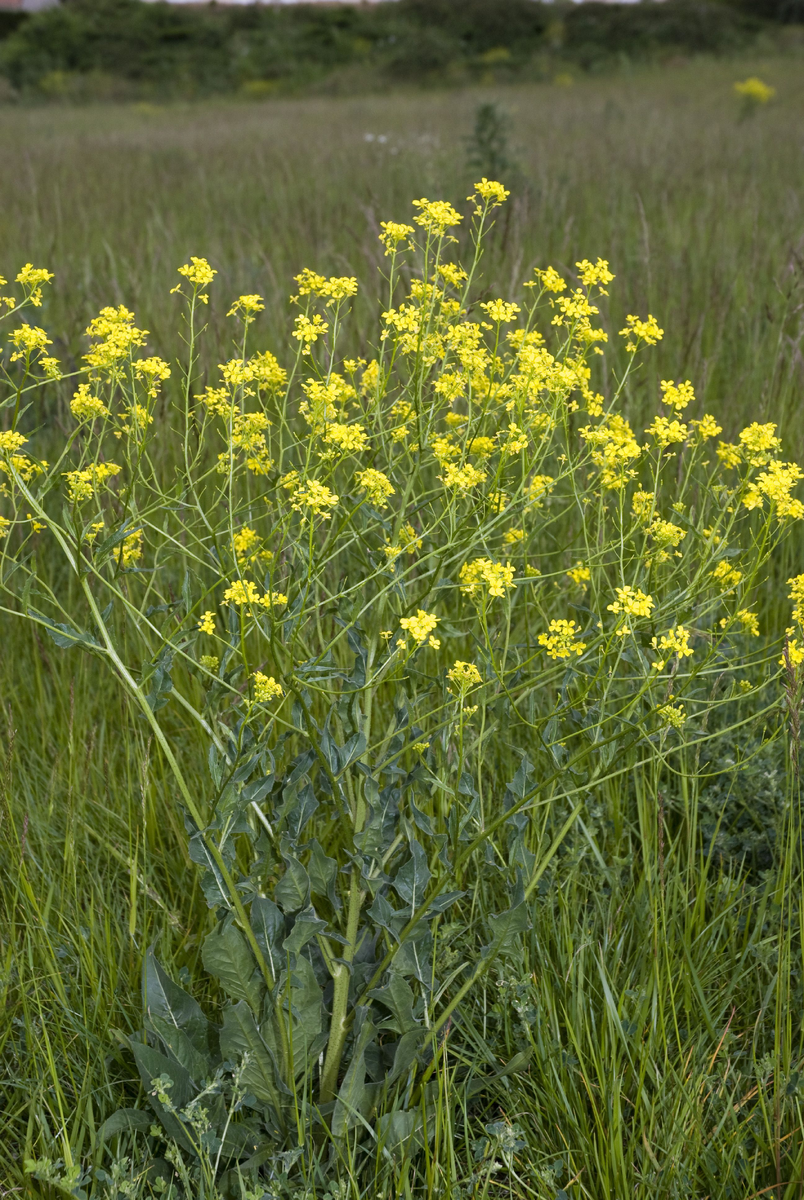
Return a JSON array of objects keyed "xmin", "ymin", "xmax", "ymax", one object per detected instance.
[
  {"xmin": 2, "ymin": 50, "xmax": 804, "ymax": 1200},
  {"xmin": 0, "ymin": 0, "xmax": 803, "ymax": 102}
]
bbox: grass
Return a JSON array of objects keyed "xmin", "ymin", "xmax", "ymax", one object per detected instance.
[{"xmin": 1, "ymin": 52, "xmax": 804, "ymax": 1199}]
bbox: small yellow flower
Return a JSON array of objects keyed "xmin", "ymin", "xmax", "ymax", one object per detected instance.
[
  {"xmin": 566, "ymin": 562, "xmax": 590, "ymax": 587},
  {"xmin": 607, "ymin": 586, "xmax": 654, "ymax": 618},
  {"xmin": 70, "ymin": 383, "xmax": 110, "ymax": 421},
  {"xmin": 460, "ymin": 558, "xmax": 516, "ymax": 599},
  {"xmin": 619, "ymin": 313, "xmax": 664, "ymax": 351},
  {"xmin": 504, "ymin": 528, "xmax": 524, "ymax": 545},
  {"xmin": 447, "ymin": 660, "xmax": 483, "ymax": 695},
  {"xmin": 399, "ymin": 609, "xmax": 439, "ymax": 644},
  {"xmin": 538, "ymin": 619, "xmax": 586, "ymax": 660},
  {"xmin": 291, "ymin": 479, "xmax": 339, "ymax": 520},
  {"xmin": 356, "ymin": 467, "xmax": 394, "ymax": 508},
  {"xmin": 198, "ymin": 610, "xmax": 216, "ymax": 635},
  {"xmin": 734, "ymin": 77, "xmax": 775, "ymax": 104},
  {"xmin": 15, "ymin": 263, "xmax": 54, "ymax": 307},
  {"xmin": 469, "ymin": 178, "xmax": 510, "ymax": 206},
  {"xmin": 439, "ymin": 462, "xmax": 487, "ymax": 492},
  {"xmin": 651, "ymin": 626, "xmax": 694, "ymax": 671},
  {"xmin": 411, "ymin": 197, "xmax": 462, "ymax": 236},
  {"xmin": 657, "ymin": 700, "xmax": 686, "ymax": 730},
  {"xmin": 660, "ymin": 379, "xmax": 695, "ymax": 411},
  {"xmin": 711, "ymin": 560, "xmax": 742, "ymax": 589},
  {"xmin": 379, "ymin": 221, "xmax": 414, "ymax": 256},
  {"xmin": 481, "ymin": 299, "xmax": 521, "ymax": 324},
  {"xmin": 252, "ymin": 672, "xmax": 283, "ymax": 702}
]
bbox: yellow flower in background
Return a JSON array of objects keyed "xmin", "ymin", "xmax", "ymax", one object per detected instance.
[
  {"xmin": 293, "ymin": 313, "xmax": 329, "ymax": 347},
  {"xmin": 504, "ymin": 528, "xmax": 524, "ymax": 545},
  {"xmin": 658, "ymin": 700, "xmax": 686, "ymax": 730},
  {"xmin": 227, "ymin": 293, "xmax": 264, "ymax": 319},
  {"xmin": 70, "ymin": 384, "xmax": 110, "ymax": 421},
  {"xmin": 460, "ymin": 558, "xmax": 516, "ymax": 599},
  {"xmin": 645, "ymin": 416, "xmax": 688, "ymax": 448},
  {"xmin": 530, "ymin": 266, "xmax": 566, "ymax": 293},
  {"xmin": 176, "ymin": 257, "xmax": 216, "ymax": 288},
  {"xmin": 356, "ymin": 467, "xmax": 394, "ymax": 508},
  {"xmin": 619, "ymin": 313, "xmax": 663, "ymax": 351},
  {"xmin": 481, "ymin": 299, "xmax": 520, "ymax": 324},
  {"xmin": 440, "ymin": 462, "xmax": 487, "ymax": 492},
  {"xmin": 411, "ymin": 197, "xmax": 462, "ymax": 236},
  {"xmin": 63, "ymin": 463, "xmax": 121, "ymax": 504},
  {"xmin": 651, "ymin": 625, "xmax": 694, "ymax": 670},
  {"xmin": 566, "ymin": 562, "xmax": 590, "ymax": 587},
  {"xmin": 324, "ymin": 422, "xmax": 369, "ymax": 455},
  {"xmin": 0, "ymin": 431, "xmax": 29, "ymax": 455},
  {"xmin": 0, "ymin": 515, "xmax": 11, "ymax": 538},
  {"xmin": 660, "ymin": 379, "xmax": 695, "ymax": 411},
  {"xmin": 198, "ymin": 610, "xmax": 216, "ymax": 635},
  {"xmin": 399, "ymin": 609, "xmax": 440, "ymax": 645},
  {"xmin": 9, "ymin": 325, "xmax": 51, "ymax": 361},
  {"xmin": 470, "ymin": 178, "xmax": 510, "ymax": 206},
  {"xmin": 692, "ymin": 414, "xmax": 722, "ymax": 440},
  {"xmin": 739, "ymin": 422, "xmax": 781, "ymax": 466},
  {"xmin": 118, "ymin": 530, "xmax": 143, "ymax": 568},
  {"xmin": 539, "ymin": 619, "xmax": 586, "ymax": 660},
  {"xmin": 711, "ymin": 560, "xmax": 742, "ymax": 589},
  {"xmin": 576, "ymin": 258, "xmax": 614, "ymax": 292},
  {"xmin": 734, "ymin": 77, "xmax": 775, "ymax": 104},
  {"xmin": 447, "ymin": 660, "xmax": 483, "ymax": 695},
  {"xmin": 252, "ymin": 672, "xmax": 283, "ymax": 702},
  {"xmin": 291, "ymin": 479, "xmax": 339, "ymax": 519},
  {"xmin": 15, "ymin": 263, "xmax": 54, "ymax": 306},
  {"xmin": 716, "ymin": 441, "xmax": 741, "ymax": 469},
  {"xmin": 607, "ymin": 586, "xmax": 654, "ymax": 618},
  {"xmin": 379, "ymin": 221, "xmax": 415, "ymax": 256},
  {"xmin": 736, "ymin": 609, "xmax": 760, "ymax": 636},
  {"xmin": 224, "ymin": 580, "xmax": 262, "ymax": 607}
]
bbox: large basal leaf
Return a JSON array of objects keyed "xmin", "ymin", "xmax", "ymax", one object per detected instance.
[
  {"xmin": 220, "ymin": 1001, "xmax": 287, "ymax": 1121},
  {"xmin": 128, "ymin": 1039, "xmax": 196, "ymax": 1151},
  {"xmin": 146, "ymin": 1016, "xmax": 212, "ymax": 1085},
  {"xmin": 331, "ymin": 1009, "xmax": 376, "ymax": 1138},
  {"xmin": 250, "ymin": 894, "xmax": 286, "ymax": 983},
  {"xmin": 144, "ymin": 951, "xmax": 212, "ymax": 1053},
  {"xmin": 368, "ymin": 972, "xmax": 419, "ymax": 1034},
  {"xmin": 201, "ymin": 922, "xmax": 264, "ymax": 1013},
  {"xmin": 275, "ymin": 955, "xmax": 324, "ymax": 1080}
]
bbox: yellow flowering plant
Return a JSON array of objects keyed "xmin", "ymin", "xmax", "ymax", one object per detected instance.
[{"xmin": 0, "ymin": 181, "xmax": 799, "ymax": 1163}]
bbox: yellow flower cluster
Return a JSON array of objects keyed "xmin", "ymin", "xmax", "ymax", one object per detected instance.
[
  {"xmin": 739, "ymin": 422, "xmax": 782, "ymax": 466},
  {"xmin": 252, "ymin": 672, "xmax": 283, "ymax": 702},
  {"xmin": 645, "ymin": 416, "xmax": 688, "ymax": 448},
  {"xmin": 70, "ymin": 384, "xmax": 110, "ymax": 422},
  {"xmin": 711, "ymin": 560, "xmax": 742, "ymax": 589},
  {"xmin": 619, "ymin": 314, "xmax": 664, "ymax": 351},
  {"xmin": 294, "ymin": 269, "xmax": 358, "ymax": 304},
  {"xmin": 470, "ymin": 178, "xmax": 510, "ymax": 206},
  {"xmin": 291, "ymin": 479, "xmax": 339, "ymax": 519},
  {"xmin": 233, "ymin": 526, "xmax": 272, "ymax": 567},
  {"xmin": 84, "ymin": 306, "xmax": 147, "ymax": 377},
  {"xmin": 16, "ymin": 263, "xmax": 54, "ymax": 307},
  {"xmin": 575, "ymin": 258, "xmax": 614, "ymax": 292},
  {"xmin": 356, "ymin": 467, "xmax": 394, "ymax": 508},
  {"xmin": 399, "ymin": 609, "xmax": 440, "ymax": 648},
  {"xmin": 734, "ymin": 77, "xmax": 775, "ymax": 103},
  {"xmin": 323, "ymin": 422, "xmax": 368, "ymax": 455},
  {"xmin": 582, "ymin": 414, "xmax": 641, "ymax": 490},
  {"xmin": 539, "ymin": 619, "xmax": 586, "ymax": 660},
  {"xmin": 379, "ymin": 221, "xmax": 415, "ymax": 256},
  {"xmin": 63, "ymin": 462, "xmax": 121, "ymax": 504},
  {"xmin": 651, "ymin": 626, "xmax": 694, "ymax": 671},
  {"xmin": 660, "ymin": 379, "xmax": 695, "ymax": 411},
  {"xmin": 293, "ymin": 314, "xmax": 329, "ymax": 347},
  {"xmin": 411, "ymin": 198, "xmax": 462, "ymax": 236},
  {"xmin": 743, "ymin": 460, "xmax": 804, "ymax": 520},
  {"xmin": 566, "ymin": 562, "xmax": 590, "ymax": 586},
  {"xmin": 176, "ymin": 257, "xmax": 216, "ymax": 289},
  {"xmin": 607, "ymin": 586, "xmax": 655, "ymax": 618},
  {"xmin": 460, "ymin": 558, "xmax": 516, "ymax": 599},
  {"xmin": 447, "ymin": 660, "xmax": 482, "ymax": 695},
  {"xmin": 9, "ymin": 324, "xmax": 51, "ymax": 361},
  {"xmin": 440, "ymin": 462, "xmax": 487, "ymax": 492},
  {"xmin": 224, "ymin": 580, "xmax": 287, "ymax": 609},
  {"xmin": 198, "ymin": 610, "xmax": 216, "ymax": 635}
]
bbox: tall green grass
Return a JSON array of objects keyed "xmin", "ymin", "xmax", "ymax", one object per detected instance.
[{"xmin": 2, "ymin": 56, "xmax": 804, "ymax": 1198}]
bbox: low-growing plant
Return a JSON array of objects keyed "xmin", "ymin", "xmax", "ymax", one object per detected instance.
[{"xmin": 2, "ymin": 179, "xmax": 803, "ymax": 1189}]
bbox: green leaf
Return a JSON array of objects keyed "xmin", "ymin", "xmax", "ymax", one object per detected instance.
[
  {"xmin": 332, "ymin": 1009, "xmax": 376, "ymax": 1137},
  {"xmin": 97, "ymin": 1108, "xmax": 153, "ymax": 1141},
  {"xmin": 369, "ymin": 972, "xmax": 419, "ymax": 1034},
  {"xmin": 274, "ymin": 852, "xmax": 310, "ymax": 914},
  {"xmin": 484, "ymin": 899, "xmax": 529, "ymax": 960},
  {"xmin": 276, "ymin": 955, "xmax": 324, "ymax": 1079},
  {"xmin": 128, "ymin": 1039, "xmax": 195, "ymax": 1151},
  {"xmin": 251, "ymin": 895, "xmax": 285, "ymax": 983},
  {"xmin": 29, "ymin": 608, "xmax": 99, "ymax": 652},
  {"xmin": 307, "ymin": 839, "xmax": 340, "ymax": 910},
  {"xmin": 282, "ymin": 903, "xmax": 328, "ymax": 956},
  {"xmin": 201, "ymin": 922, "xmax": 264, "ymax": 1013},
  {"xmin": 220, "ymin": 1001, "xmax": 287, "ymax": 1120},
  {"xmin": 393, "ymin": 839, "xmax": 431, "ymax": 910},
  {"xmin": 144, "ymin": 951, "xmax": 211, "ymax": 1053}
]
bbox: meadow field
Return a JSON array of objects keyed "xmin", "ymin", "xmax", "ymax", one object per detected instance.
[{"xmin": 2, "ymin": 51, "xmax": 804, "ymax": 1200}]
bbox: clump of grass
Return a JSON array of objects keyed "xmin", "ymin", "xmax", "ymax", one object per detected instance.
[{"xmin": 1, "ymin": 171, "xmax": 804, "ymax": 1199}]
